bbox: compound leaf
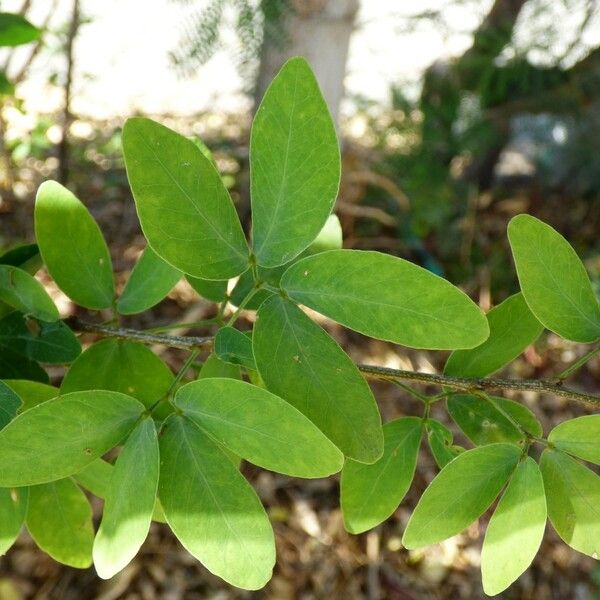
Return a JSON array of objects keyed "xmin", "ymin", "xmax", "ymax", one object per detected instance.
[
  {"xmin": 158, "ymin": 415, "xmax": 275, "ymax": 590},
  {"xmin": 251, "ymin": 57, "xmax": 340, "ymax": 267},
  {"xmin": 253, "ymin": 296, "xmax": 383, "ymax": 463},
  {"xmin": 481, "ymin": 457, "xmax": 546, "ymax": 595},
  {"xmin": 27, "ymin": 478, "xmax": 93, "ymax": 568},
  {"xmin": 117, "ymin": 246, "xmax": 181, "ymax": 314},
  {"xmin": 175, "ymin": 378, "xmax": 343, "ymax": 478},
  {"xmin": 445, "ymin": 293, "xmax": 543, "ymax": 378},
  {"xmin": 508, "ymin": 214, "xmax": 600, "ymax": 343},
  {"xmin": 281, "ymin": 250, "xmax": 489, "ymax": 350},
  {"xmin": 0, "ymin": 390, "xmax": 144, "ymax": 486},
  {"xmin": 93, "ymin": 417, "xmax": 159, "ymax": 579},
  {"xmin": 122, "ymin": 117, "xmax": 249, "ymax": 279},
  {"xmin": 540, "ymin": 449, "xmax": 600, "ymax": 558},
  {"xmin": 341, "ymin": 417, "xmax": 422, "ymax": 533},
  {"xmin": 35, "ymin": 181, "xmax": 114, "ymax": 310},
  {"xmin": 403, "ymin": 443, "xmax": 521, "ymax": 548}
]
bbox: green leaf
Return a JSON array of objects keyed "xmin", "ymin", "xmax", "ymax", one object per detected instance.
[
  {"xmin": 341, "ymin": 417, "xmax": 422, "ymax": 534},
  {"xmin": 426, "ymin": 420, "xmax": 463, "ymax": 468},
  {"xmin": 35, "ymin": 181, "xmax": 114, "ymax": 310},
  {"xmin": 198, "ymin": 354, "xmax": 242, "ymax": 380},
  {"xmin": 61, "ymin": 339, "xmax": 173, "ymax": 411},
  {"xmin": 0, "ymin": 380, "xmax": 22, "ymax": 430},
  {"xmin": 38, "ymin": 323, "xmax": 80, "ymax": 364},
  {"xmin": 73, "ymin": 459, "xmax": 112, "ymax": 498},
  {"xmin": 481, "ymin": 457, "xmax": 546, "ymax": 595},
  {"xmin": 251, "ymin": 57, "xmax": 340, "ymax": 267},
  {"xmin": 230, "ymin": 269, "xmax": 274, "ymax": 310},
  {"xmin": 94, "ymin": 418, "xmax": 159, "ymax": 579},
  {"xmin": 0, "ymin": 390, "xmax": 144, "ymax": 486},
  {"xmin": 0, "ymin": 245, "xmax": 42, "ymax": 318},
  {"xmin": 3, "ymin": 379, "xmax": 58, "ymax": 411},
  {"xmin": 548, "ymin": 415, "xmax": 600, "ymax": 465},
  {"xmin": 0, "ymin": 487, "xmax": 27, "ymax": 555},
  {"xmin": 158, "ymin": 415, "xmax": 275, "ymax": 590},
  {"xmin": 402, "ymin": 443, "xmax": 521, "ymax": 549},
  {"xmin": 508, "ymin": 214, "xmax": 600, "ymax": 343},
  {"xmin": 281, "ymin": 250, "xmax": 489, "ymax": 350},
  {"xmin": 540, "ymin": 449, "xmax": 600, "ymax": 558},
  {"xmin": 445, "ymin": 293, "xmax": 543, "ymax": 378},
  {"xmin": 214, "ymin": 327, "xmax": 256, "ymax": 370},
  {"xmin": 489, "ymin": 397, "xmax": 543, "ymax": 438},
  {"xmin": 175, "ymin": 378, "xmax": 343, "ymax": 478},
  {"xmin": 0, "ymin": 243, "xmax": 41, "ymax": 274},
  {"xmin": 187, "ymin": 275, "xmax": 228, "ymax": 302},
  {"xmin": 0, "ymin": 13, "xmax": 40, "ymax": 47},
  {"xmin": 0, "ymin": 312, "xmax": 81, "ymax": 364},
  {"xmin": 0, "ymin": 348, "xmax": 47, "ymax": 382},
  {"xmin": 0, "ymin": 265, "xmax": 58, "ymax": 321},
  {"xmin": 253, "ymin": 296, "xmax": 383, "ymax": 463},
  {"xmin": 75, "ymin": 458, "xmax": 167, "ymax": 525},
  {"xmin": 229, "ymin": 215, "xmax": 343, "ymax": 309},
  {"xmin": 117, "ymin": 246, "xmax": 181, "ymax": 314},
  {"xmin": 447, "ymin": 394, "xmax": 525, "ymax": 446},
  {"xmin": 308, "ymin": 214, "xmax": 343, "ymax": 254},
  {"xmin": 122, "ymin": 117, "xmax": 249, "ymax": 279},
  {"xmin": 0, "ymin": 71, "xmax": 13, "ymax": 96},
  {"xmin": 26, "ymin": 478, "xmax": 94, "ymax": 568}
]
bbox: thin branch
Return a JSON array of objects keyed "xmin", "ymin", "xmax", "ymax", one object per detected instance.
[
  {"xmin": 66, "ymin": 317, "xmax": 213, "ymax": 350},
  {"xmin": 12, "ymin": 0, "xmax": 59, "ymax": 85},
  {"xmin": 358, "ymin": 364, "xmax": 600, "ymax": 407},
  {"xmin": 66, "ymin": 317, "xmax": 600, "ymax": 407}
]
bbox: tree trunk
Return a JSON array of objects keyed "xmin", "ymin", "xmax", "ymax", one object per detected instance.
[
  {"xmin": 418, "ymin": 0, "xmax": 529, "ymax": 190},
  {"xmin": 255, "ymin": 0, "xmax": 359, "ymax": 125},
  {"xmin": 58, "ymin": 0, "xmax": 80, "ymax": 186}
]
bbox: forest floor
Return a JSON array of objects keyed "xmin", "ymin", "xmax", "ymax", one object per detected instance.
[{"xmin": 0, "ymin": 115, "xmax": 599, "ymax": 600}]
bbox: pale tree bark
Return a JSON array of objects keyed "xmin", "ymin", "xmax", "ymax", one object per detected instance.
[{"xmin": 255, "ymin": 0, "xmax": 359, "ymax": 125}]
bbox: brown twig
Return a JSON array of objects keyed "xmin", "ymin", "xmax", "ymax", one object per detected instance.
[
  {"xmin": 65, "ymin": 317, "xmax": 213, "ymax": 351},
  {"xmin": 65, "ymin": 318, "xmax": 600, "ymax": 407}
]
